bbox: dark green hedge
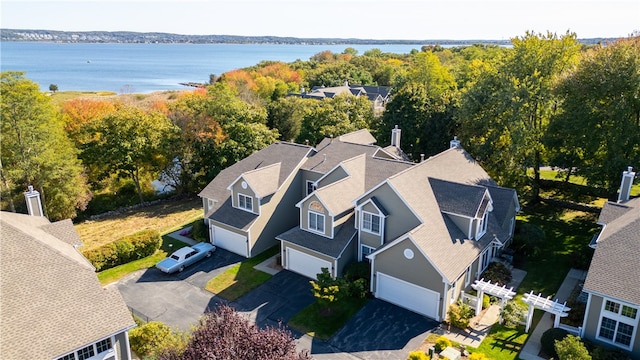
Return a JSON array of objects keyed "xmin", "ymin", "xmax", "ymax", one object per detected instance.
[{"xmin": 84, "ymin": 229, "xmax": 161, "ymax": 271}]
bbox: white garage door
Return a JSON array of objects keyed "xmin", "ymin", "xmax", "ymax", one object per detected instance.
[
  {"xmin": 286, "ymin": 248, "xmax": 332, "ymax": 279},
  {"xmin": 376, "ymin": 272, "xmax": 440, "ymax": 320},
  {"xmin": 212, "ymin": 226, "xmax": 248, "ymax": 257}
]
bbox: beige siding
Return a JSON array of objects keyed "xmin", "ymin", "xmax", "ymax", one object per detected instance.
[
  {"xmin": 210, "ymin": 220, "xmax": 248, "ymax": 238},
  {"xmin": 300, "ymin": 195, "xmax": 331, "ymax": 238},
  {"xmin": 358, "ymin": 183, "xmax": 420, "ymax": 243},
  {"xmin": 373, "ymin": 238, "xmax": 444, "ymax": 295},
  {"xmin": 317, "ymin": 166, "xmax": 348, "ymax": 188},
  {"xmin": 231, "ymin": 180, "xmax": 256, "ymax": 211},
  {"xmin": 248, "ymin": 171, "xmax": 306, "ymax": 257},
  {"xmin": 583, "ymin": 294, "xmax": 640, "ymax": 358},
  {"xmin": 448, "ymin": 213, "xmax": 471, "ymax": 238}
]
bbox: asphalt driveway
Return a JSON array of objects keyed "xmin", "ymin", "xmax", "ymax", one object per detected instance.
[{"xmin": 116, "ymin": 253, "xmax": 437, "ymax": 358}]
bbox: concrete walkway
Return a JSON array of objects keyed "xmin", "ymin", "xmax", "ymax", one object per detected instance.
[
  {"xmin": 439, "ymin": 267, "xmax": 528, "ymax": 347},
  {"xmin": 519, "ymin": 268, "xmax": 587, "ymax": 360},
  {"xmin": 166, "ymin": 226, "xmax": 198, "ymax": 246}
]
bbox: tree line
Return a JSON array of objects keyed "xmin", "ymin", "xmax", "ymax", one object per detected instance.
[{"xmin": 1, "ymin": 31, "xmax": 638, "ymax": 221}]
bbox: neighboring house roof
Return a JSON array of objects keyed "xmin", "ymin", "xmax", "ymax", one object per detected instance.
[
  {"xmin": 583, "ymin": 197, "xmax": 640, "ymax": 305},
  {"xmin": 199, "ymin": 142, "xmax": 313, "ymax": 227},
  {"xmin": 0, "ymin": 211, "xmax": 135, "ymax": 359},
  {"xmin": 338, "ymin": 129, "xmax": 377, "ymax": 145},
  {"xmin": 292, "ymin": 84, "xmax": 391, "ymax": 103},
  {"xmin": 378, "ymin": 147, "xmax": 515, "ymax": 283},
  {"xmin": 314, "ymin": 154, "xmax": 367, "ymax": 216},
  {"xmin": 278, "ymin": 215, "xmax": 357, "ymax": 258}
]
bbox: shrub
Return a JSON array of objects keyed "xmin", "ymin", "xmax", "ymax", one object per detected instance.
[
  {"xmin": 343, "ymin": 261, "xmax": 371, "ymax": 298},
  {"xmin": 434, "ymin": 336, "xmax": 452, "ymax": 352},
  {"xmin": 590, "ymin": 345, "xmax": 632, "ymax": 360},
  {"xmin": 540, "ymin": 327, "xmax": 568, "ymax": 359},
  {"xmin": 84, "ymin": 229, "xmax": 161, "ymax": 271},
  {"xmin": 501, "ymin": 300, "xmax": 527, "ymax": 328},
  {"xmin": 407, "ymin": 350, "xmax": 430, "ymax": 360},
  {"xmin": 469, "ymin": 353, "xmax": 488, "ymax": 360},
  {"xmin": 129, "ymin": 321, "xmax": 188, "ymax": 357},
  {"xmin": 447, "ymin": 301, "xmax": 474, "ymax": 329},
  {"xmin": 483, "ymin": 294, "xmax": 490, "ymax": 309},
  {"xmin": 554, "ymin": 335, "xmax": 591, "ymax": 360},
  {"xmin": 191, "ymin": 220, "xmax": 209, "ymax": 242},
  {"xmin": 480, "ymin": 262, "xmax": 512, "ymax": 286}
]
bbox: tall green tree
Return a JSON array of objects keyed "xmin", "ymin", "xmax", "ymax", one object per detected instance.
[
  {"xmin": 547, "ymin": 36, "xmax": 640, "ymax": 195},
  {"xmin": 1, "ymin": 71, "xmax": 91, "ymax": 220},
  {"xmin": 81, "ymin": 106, "xmax": 178, "ymax": 204},
  {"xmin": 380, "ymin": 51, "xmax": 458, "ymax": 160},
  {"xmin": 457, "ymin": 31, "xmax": 580, "ymax": 199}
]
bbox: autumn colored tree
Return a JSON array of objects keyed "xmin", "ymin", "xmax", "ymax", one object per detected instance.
[
  {"xmin": 81, "ymin": 106, "xmax": 179, "ymax": 204},
  {"xmin": 61, "ymin": 98, "xmax": 117, "ymax": 145},
  {"xmin": 1, "ymin": 71, "xmax": 91, "ymax": 220},
  {"xmin": 159, "ymin": 305, "xmax": 311, "ymax": 360}
]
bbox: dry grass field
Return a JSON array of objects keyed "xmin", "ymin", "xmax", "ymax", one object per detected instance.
[{"xmin": 75, "ymin": 197, "xmax": 203, "ymax": 251}]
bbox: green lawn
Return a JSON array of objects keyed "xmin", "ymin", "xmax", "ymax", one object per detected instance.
[
  {"xmin": 98, "ymin": 235, "xmax": 189, "ymax": 285},
  {"xmin": 469, "ymin": 324, "xmax": 528, "ymax": 360},
  {"xmin": 288, "ymin": 297, "xmax": 368, "ymax": 340},
  {"xmin": 204, "ymin": 246, "xmax": 279, "ymax": 301}
]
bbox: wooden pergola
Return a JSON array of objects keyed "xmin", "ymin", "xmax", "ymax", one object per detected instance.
[
  {"xmin": 522, "ymin": 291, "xmax": 571, "ymax": 333},
  {"xmin": 471, "ymin": 279, "xmax": 516, "ymax": 317}
]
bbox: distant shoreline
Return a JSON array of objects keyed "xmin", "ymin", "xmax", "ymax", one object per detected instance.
[{"xmin": 0, "ymin": 29, "xmax": 614, "ymax": 46}]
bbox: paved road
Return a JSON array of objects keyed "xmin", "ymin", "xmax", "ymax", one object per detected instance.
[{"xmin": 116, "ymin": 251, "xmax": 437, "ymax": 358}]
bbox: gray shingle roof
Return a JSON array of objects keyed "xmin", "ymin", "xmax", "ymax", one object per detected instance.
[
  {"xmin": 386, "ymin": 147, "xmax": 512, "ymax": 282},
  {"xmin": 583, "ymin": 197, "xmax": 640, "ymax": 305},
  {"xmin": 338, "ymin": 129, "xmax": 377, "ymax": 145},
  {"xmin": 0, "ymin": 212, "xmax": 135, "ymax": 359},
  {"xmin": 277, "ymin": 215, "xmax": 357, "ymax": 258},
  {"xmin": 429, "ymin": 178, "xmax": 487, "ymax": 218},
  {"xmin": 199, "ymin": 142, "xmax": 313, "ymax": 225}
]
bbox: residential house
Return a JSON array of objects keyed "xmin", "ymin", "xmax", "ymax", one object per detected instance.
[
  {"xmin": 290, "ymin": 82, "xmax": 391, "ymax": 114},
  {"xmin": 0, "ymin": 190, "xmax": 135, "ymax": 360},
  {"xmin": 199, "ymin": 142, "xmax": 315, "ymax": 257},
  {"xmin": 581, "ymin": 167, "xmax": 639, "ymax": 358},
  {"xmin": 200, "ymin": 128, "xmax": 519, "ymax": 321}
]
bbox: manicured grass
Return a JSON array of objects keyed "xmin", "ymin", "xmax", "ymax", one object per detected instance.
[
  {"xmin": 515, "ymin": 203, "xmax": 598, "ymax": 297},
  {"xmin": 97, "ymin": 235, "xmax": 189, "ymax": 285},
  {"xmin": 469, "ymin": 324, "xmax": 528, "ymax": 360},
  {"xmin": 288, "ymin": 297, "xmax": 368, "ymax": 340},
  {"xmin": 204, "ymin": 246, "xmax": 279, "ymax": 301},
  {"xmin": 75, "ymin": 197, "xmax": 203, "ymax": 250}
]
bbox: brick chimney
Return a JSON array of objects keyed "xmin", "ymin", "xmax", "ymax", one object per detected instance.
[
  {"xmin": 617, "ymin": 166, "xmax": 636, "ymax": 203},
  {"xmin": 390, "ymin": 125, "xmax": 401, "ymax": 149},
  {"xmin": 24, "ymin": 185, "xmax": 44, "ymax": 217}
]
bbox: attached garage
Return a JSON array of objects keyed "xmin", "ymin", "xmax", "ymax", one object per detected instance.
[
  {"xmin": 376, "ymin": 272, "xmax": 440, "ymax": 320},
  {"xmin": 286, "ymin": 247, "xmax": 332, "ymax": 279},
  {"xmin": 212, "ymin": 225, "xmax": 248, "ymax": 257}
]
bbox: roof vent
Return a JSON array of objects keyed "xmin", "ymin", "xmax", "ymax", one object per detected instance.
[{"xmin": 450, "ymin": 136, "xmax": 461, "ymax": 149}]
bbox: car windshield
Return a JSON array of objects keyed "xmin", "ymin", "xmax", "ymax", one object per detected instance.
[{"xmin": 170, "ymin": 255, "xmax": 180, "ymax": 261}]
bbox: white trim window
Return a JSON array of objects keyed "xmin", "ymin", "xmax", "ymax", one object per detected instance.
[
  {"xmin": 306, "ymin": 180, "xmax": 317, "ymax": 195},
  {"xmin": 465, "ymin": 266, "xmax": 472, "ymax": 286},
  {"xmin": 361, "ymin": 245, "xmax": 375, "ymax": 262},
  {"xmin": 597, "ymin": 299, "xmax": 638, "ymax": 349},
  {"xmin": 57, "ymin": 337, "xmax": 113, "ymax": 360},
  {"xmin": 308, "ymin": 211, "xmax": 325, "ymax": 233},
  {"xmin": 362, "ymin": 212, "xmax": 381, "ymax": 234},
  {"xmin": 476, "ymin": 210, "xmax": 489, "ymax": 239},
  {"xmin": 238, "ymin": 194, "xmax": 253, "ymax": 212},
  {"xmin": 480, "ymin": 248, "xmax": 491, "ymax": 272}
]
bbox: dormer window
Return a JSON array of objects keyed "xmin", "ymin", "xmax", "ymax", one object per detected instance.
[
  {"xmin": 309, "ymin": 211, "xmax": 325, "ymax": 233},
  {"xmin": 238, "ymin": 194, "xmax": 253, "ymax": 212},
  {"xmin": 362, "ymin": 212, "xmax": 380, "ymax": 234},
  {"xmin": 478, "ymin": 210, "xmax": 489, "ymax": 236},
  {"xmin": 306, "ymin": 180, "xmax": 317, "ymax": 195}
]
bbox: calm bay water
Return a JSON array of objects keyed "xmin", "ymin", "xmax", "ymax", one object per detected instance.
[{"xmin": 1, "ymin": 42, "xmax": 424, "ymax": 93}]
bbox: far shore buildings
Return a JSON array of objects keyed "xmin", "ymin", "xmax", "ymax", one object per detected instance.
[
  {"xmin": 199, "ymin": 128, "xmax": 519, "ymax": 321},
  {"xmin": 0, "ymin": 189, "xmax": 135, "ymax": 360}
]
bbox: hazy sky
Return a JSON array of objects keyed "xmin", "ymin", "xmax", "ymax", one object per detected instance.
[{"xmin": 2, "ymin": 0, "xmax": 638, "ymax": 40}]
